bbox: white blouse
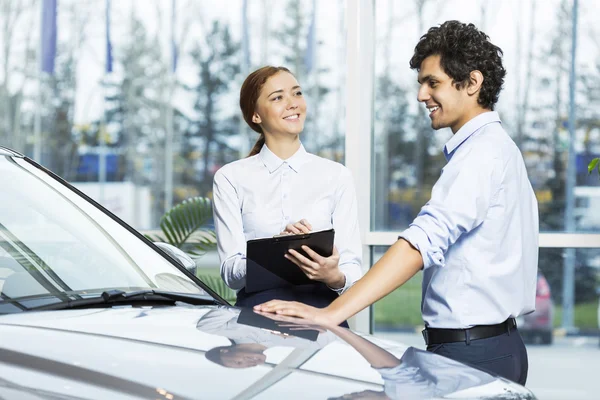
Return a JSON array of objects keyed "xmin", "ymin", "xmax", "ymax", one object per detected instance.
[{"xmin": 212, "ymin": 144, "xmax": 363, "ymax": 293}]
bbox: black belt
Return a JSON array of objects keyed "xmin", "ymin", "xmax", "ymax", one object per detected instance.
[{"xmin": 422, "ymin": 318, "xmax": 517, "ymax": 346}]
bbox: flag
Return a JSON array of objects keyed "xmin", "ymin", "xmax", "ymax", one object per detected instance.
[
  {"xmin": 171, "ymin": 0, "xmax": 178, "ymax": 73},
  {"xmin": 241, "ymin": 0, "xmax": 250, "ymax": 72},
  {"xmin": 105, "ymin": 0, "xmax": 113, "ymax": 73},
  {"xmin": 304, "ymin": 0, "xmax": 316, "ymax": 75},
  {"xmin": 41, "ymin": 0, "xmax": 57, "ymax": 75}
]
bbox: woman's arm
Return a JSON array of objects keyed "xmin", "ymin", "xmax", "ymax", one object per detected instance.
[
  {"xmin": 213, "ymin": 169, "xmax": 248, "ymax": 290},
  {"xmin": 282, "ymin": 165, "xmax": 363, "ymax": 292},
  {"xmin": 330, "ymin": 166, "xmax": 363, "ymax": 293}
]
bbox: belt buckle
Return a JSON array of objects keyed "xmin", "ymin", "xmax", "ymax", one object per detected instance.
[{"xmin": 421, "ymin": 328, "xmax": 429, "ymax": 345}]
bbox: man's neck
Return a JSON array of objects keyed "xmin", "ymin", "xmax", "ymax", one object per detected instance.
[{"xmin": 451, "ymin": 107, "xmax": 492, "ymax": 134}]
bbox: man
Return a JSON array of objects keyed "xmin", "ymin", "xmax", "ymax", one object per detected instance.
[{"xmin": 255, "ymin": 20, "xmax": 538, "ymax": 385}]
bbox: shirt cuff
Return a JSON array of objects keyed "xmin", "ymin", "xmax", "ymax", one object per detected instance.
[
  {"xmin": 328, "ymin": 271, "xmax": 349, "ymax": 295},
  {"xmin": 399, "ymin": 225, "xmax": 444, "ymax": 270}
]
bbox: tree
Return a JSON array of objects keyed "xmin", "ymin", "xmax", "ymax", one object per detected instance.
[
  {"xmin": 183, "ymin": 20, "xmax": 241, "ymax": 195},
  {"xmin": 42, "ymin": 45, "xmax": 79, "ymax": 181},
  {"xmin": 272, "ymin": 0, "xmax": 331, "ymax": 152},
  {"xmin": 513, "ymin": 0, "xmax": 537, "ymax": 149},
  {"xmin": 534, "ymin": 0, "xmax": 597, "ymax": 304},
  {"xmin": 374, "ymin": 74, "xmax": 413, "ymax": 229},
  {"xmin": 411, "ymin": 0, "xmax": 448, "ymax": 201},
  {"xmin": 372, "ymin": 0, "xmax": 413, "ymax": 229},
  {"xmin": 98, "ymin": 10, "xmax": 176, "ymax": 223},
  {"xmin": 0, "ymin": 0, "xmax": 36, "ymax": 153},
  {"xmin": 104, "ymin": 13, "xmax": 165, "ymax": 179},
  {"xmin": 42, "ymin": 1, "xmax": 92, "ymax": 181}
]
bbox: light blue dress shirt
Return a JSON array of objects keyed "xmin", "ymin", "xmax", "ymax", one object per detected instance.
[
  {"xmin": 400, "ymin": 112, "xmax": 539, "ymax": 329},
  {"xmin": 213, "ymin": 144, "xmax": 363, "ymax": 293}
]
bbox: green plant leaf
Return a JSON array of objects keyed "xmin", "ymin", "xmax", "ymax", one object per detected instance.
[
  {"xmin": 158, "ymin": 196, "xmax": 216, "ymax": 257},
  {"xmin": 588, "ymin": 158, "xmax": 600, "ymax": 174},
  {"xmin": 197, "ymin": 273, "xmax": 236, "ymax": 303}
]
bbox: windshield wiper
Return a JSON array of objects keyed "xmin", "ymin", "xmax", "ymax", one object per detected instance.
[{"xmin": 31, "ymin": 289, "xmax": 218, "ymax": 311}]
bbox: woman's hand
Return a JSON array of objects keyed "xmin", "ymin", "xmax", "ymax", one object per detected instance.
[
  {"xmin": 280, "ymin": 219, "xmax": 312, "ymax": 235},
  {"xmin": 286, "ymin": 245, "xmax": 346, "ymax": 289}
]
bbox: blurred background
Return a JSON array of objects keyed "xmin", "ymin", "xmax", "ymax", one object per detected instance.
[{"xmin": 1, "ymin": 0, "xmax": 599, "ymax": 396}]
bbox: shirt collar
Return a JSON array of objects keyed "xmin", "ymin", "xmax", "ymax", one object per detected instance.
[
  {"xmin": 258, "ymin": 143, "xmax": 310, "ymax": 173},
  {"xmin": 443, "ymin": 111, "xmax": 501, "ymax": 160}
]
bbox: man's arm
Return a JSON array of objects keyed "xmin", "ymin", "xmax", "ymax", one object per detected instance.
[
  {"xmin": 255, "ymin": 239, "xmax": 423, "ymax": 326},
  {"xmin": 327, "ymin": 324, "xmax": 400, "ymax": 369}
]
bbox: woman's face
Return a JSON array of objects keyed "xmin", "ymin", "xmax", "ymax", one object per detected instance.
[{"xmin": 252, "ymin": 71, "xmax": 307, "ymax": 137}]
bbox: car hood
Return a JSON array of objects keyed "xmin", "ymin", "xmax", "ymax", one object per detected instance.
[{"xmin": 0, "ymin": 305, "xmax": 535, "ymax": 400}]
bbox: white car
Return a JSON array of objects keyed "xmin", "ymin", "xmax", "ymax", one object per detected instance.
[{"xmin": 0, "ymin": 147, "xmax": 536, "ymax": 399}]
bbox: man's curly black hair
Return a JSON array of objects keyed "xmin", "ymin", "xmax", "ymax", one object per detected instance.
[{"xmin": 409, "ymin": 20, "xmax": 506, "ymax": 110}]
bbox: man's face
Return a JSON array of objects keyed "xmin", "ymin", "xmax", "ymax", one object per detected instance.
[
  {"xmin": 333, "ymin": 390, "xmax": 389, "ymax": 399},
  {"xmin": 416, "ymin": 55, "xmax": 472, "ymax": 133},
  {"xmin": 220, "ymin": 348, "xmax": 267, "ymax": 368}
]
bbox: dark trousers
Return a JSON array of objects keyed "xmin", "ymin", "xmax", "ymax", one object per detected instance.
[
  {"xmin": 427, "ymin": 328, "xmax": 528, "ymax": 385},
  {"xmin": 236, "ymin": 283, "xmax": 349, "ymax": 328}
]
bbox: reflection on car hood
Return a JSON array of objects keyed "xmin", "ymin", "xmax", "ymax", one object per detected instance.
[{"xmin": 0, "ymin": 305, "xmax": 535, "ymax": 400}]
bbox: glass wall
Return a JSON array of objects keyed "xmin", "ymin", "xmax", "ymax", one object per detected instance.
[
  {"xmin": 371, "ymin": 0, "xmax": 600, "ymax": 233},
  {"xmin": 3, "ymin": 0, "xmax": 599, "ymax": 336},
  {"xmin": 372, "ymin": 246, "xmax": 600, "ymax": 335},
  {"xmin": 369, "ymin": 0, "xmax": 600, "ymax": 336},
  {"xmin": 0, "ymin": 0, "xmax": 347, "ymax": 229}
]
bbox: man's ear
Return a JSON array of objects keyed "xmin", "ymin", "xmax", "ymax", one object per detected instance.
[
  {"xmin": 467, "ymin": 70, "xmax": 484, "ymax": 96},
  {"xmin": 252, "ymin": 112, "xmax": 262, "ymax": 124}
]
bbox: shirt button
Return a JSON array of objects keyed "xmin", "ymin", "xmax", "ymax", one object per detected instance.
[{"xmin": 283, "ymin": 194, "xmax": 288, "ymax": 199}]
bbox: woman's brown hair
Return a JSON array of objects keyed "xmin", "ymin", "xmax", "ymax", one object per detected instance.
[{"xmin": 240, "ymin": 66, "xmax": 292, "ymax": 157}]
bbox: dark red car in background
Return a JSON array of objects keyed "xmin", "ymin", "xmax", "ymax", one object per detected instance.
[{"xmin": 518, "ymin": 273, "xmax": 554, "ymax": 345}]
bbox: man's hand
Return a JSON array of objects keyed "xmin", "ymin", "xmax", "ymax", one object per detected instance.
[
  {"xmin": 286, "ymin": 246, "xmax": 345, "ymax": 289},
  {"xmin": 280, "ymin": 219, "xmax": 312, "ymax": 235},
  {"xmin": 254, "ymin": 311, "xmax": 327, "ymax": 333},
  {"xmin": 254, "ymin": 301, "xmax": 339, "ymax": 327}
]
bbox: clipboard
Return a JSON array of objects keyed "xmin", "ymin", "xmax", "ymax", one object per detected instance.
[{"xmin": 245, "ymin": 229, "xmax": 335, "ymax": 293}]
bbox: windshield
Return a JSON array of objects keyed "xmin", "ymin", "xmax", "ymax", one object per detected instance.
[{"xmin": 0, "ymin": 154, "xmax": 210, "ymax": 312}]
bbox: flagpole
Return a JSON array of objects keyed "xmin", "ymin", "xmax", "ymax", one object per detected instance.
[
  {"xmin": 35, "ymin": 0, "xmax": 58, "ymax": 163},
  {"xmin": 305, "ymin": 0, "xmax": 317, "ymax": 149},
  {"xmin": 239, "ymin": 0, "xmax": 251, "ymax": 158},
  {"xmin": 561, "ymin": 0, "xmax": 579, "ymax": 333},
  {"xmin": 311, "ymin": 0, "xmax": 318, "ymax": 150},
  {"xmin": 100, "ymin": 0, "xmax": 112, "ymax": 205},
  {"xmin": 165, "ymin": 81, "xmax": 174, "ymax": 211},
  {"xmin": 164, "ymin": 0, "xmax": 176, "ymax": 212},
  {"xmin": 34, "ymin": 1, "xmax": 43, "ymax": 163}
]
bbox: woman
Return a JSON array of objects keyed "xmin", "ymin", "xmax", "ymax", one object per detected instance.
[{"xmin": 212, "ymin": 66, "xmax": 362, "ymax": 316}]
